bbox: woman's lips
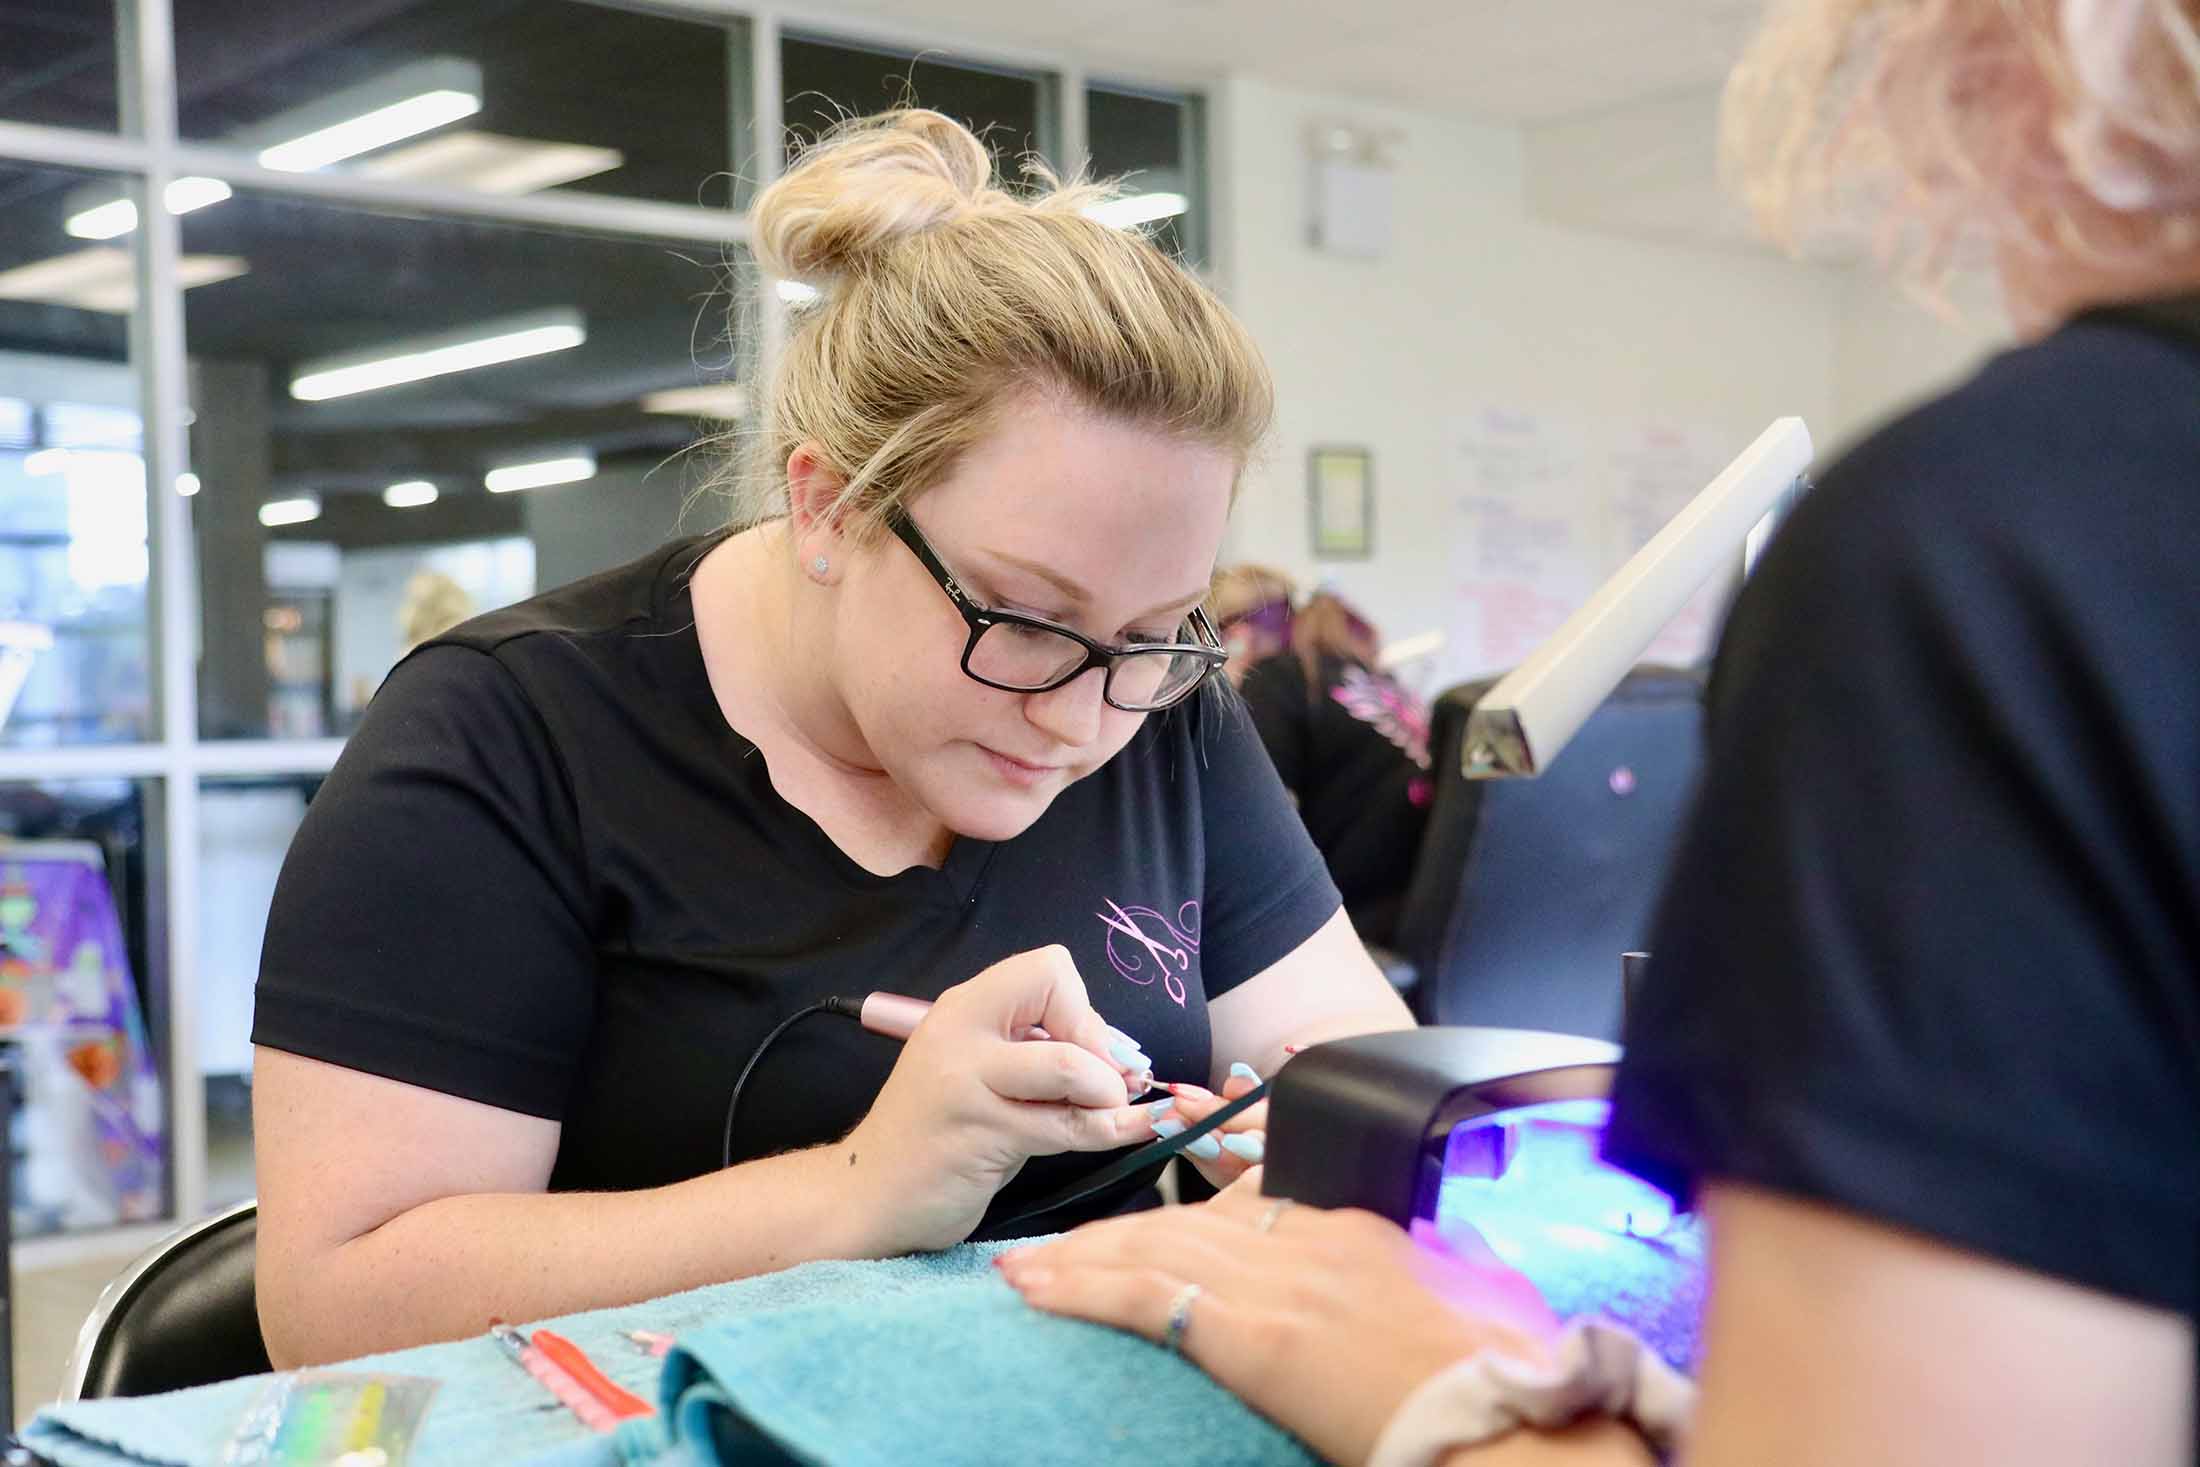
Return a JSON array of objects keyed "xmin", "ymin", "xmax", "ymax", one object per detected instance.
[{"xmin": 980, "ymin": 745, "xmax": 1063, "ymax": 786}]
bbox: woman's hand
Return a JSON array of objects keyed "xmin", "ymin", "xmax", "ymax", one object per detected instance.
[
  {"xmin": 842, "ymin": 944, "xmax": 1164, "ymax": 1253},
  {"xmin": 1154, "ymin": 1061, "xmax": 1270, "ymax": 1189},
  {"xmin": 996, "ymin": 1171, "xmax": 1566, "ymax": 1467}
]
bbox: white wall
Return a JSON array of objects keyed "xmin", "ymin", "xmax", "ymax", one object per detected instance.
[
  {"xmin": 1828, "ymin": 270, "xmax": 2011, "ymax": 453},
  {"xmin": 1213, "ymin": 78, "xmax": 1843, "ymax": 685}
]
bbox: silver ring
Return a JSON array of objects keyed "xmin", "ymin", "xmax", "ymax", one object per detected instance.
[
  {"xmin": 1255, "ymin": 1198, "xmax": 1294, "ymax": 1234},
  {"xmin": 1163, "ymin": 1282, "xmax": 1201, "ymax": 1355}
]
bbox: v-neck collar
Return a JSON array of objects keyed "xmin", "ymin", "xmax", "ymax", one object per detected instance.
[{"xmin": 656, "ymin": 531, "xmax": 997, "ymax": 906}]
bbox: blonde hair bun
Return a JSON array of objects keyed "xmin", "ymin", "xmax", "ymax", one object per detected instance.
[
  {"xmin": 724, "ymin": 105, "xmax": 1271, "ymax": 537},
  {"xmin": 753, "ymin": 109, "xmax": 1009, "ymax": 285}
]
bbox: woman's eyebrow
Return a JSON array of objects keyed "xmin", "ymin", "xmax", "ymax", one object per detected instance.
[{"xmin": 978, "ymin": 547, "xmax": 1208, "ymax": 622}]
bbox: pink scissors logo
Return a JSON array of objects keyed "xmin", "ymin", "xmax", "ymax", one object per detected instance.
[{"xmin": 1098, "ymin": 898, "xmax": 1200, "ymax": 1007}]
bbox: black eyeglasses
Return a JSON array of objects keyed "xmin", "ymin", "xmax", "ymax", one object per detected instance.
[{"xmin": 886, "ymin": 508, "xmax": 1226, "ymax": 712}]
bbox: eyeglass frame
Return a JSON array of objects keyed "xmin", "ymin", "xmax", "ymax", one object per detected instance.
[{"xmin": 884, "ymin": 506, "xmax": 1227, "ymax": 712}]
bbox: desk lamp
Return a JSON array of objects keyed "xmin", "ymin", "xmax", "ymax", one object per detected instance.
[{"xmin": 1264, "ymin": 419, "xmax": 1814, "ymax": 1234}]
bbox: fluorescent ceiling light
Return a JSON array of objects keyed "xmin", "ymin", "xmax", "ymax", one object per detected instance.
[
  {"xmin": 176, "ymin": 472, "xmax": 201, "ymax": 496},
  {"xmin": 289, "ymin": 308, "xmax": 586, "ymax": 401},
  {"xmin": 0, "ymin": 247, "xmax": 247, "ymax": 314},
  {"xmin": 260, "ymin": 89, "xmax": 482, "ymax": 171},
  {"xmin": 382, "ymin": 479, "xmax": 439, "ymax": 508},
  {"xmin": 244, "ymin": 59, "xmax": 486, "ymax": 173},
  {"xmin": 485, "ymin": 454, "xmax": 594, "ymax": 493},
  {"xmin": 258, "ymin": 496, "xmax": 322, "ymax": 527},
  {"xmin": 356, "ymin": 131, "xmax": 622, "ymax": 194},
  {"xmin": 641, "ymin": 384, "xmax": 748, "ymax": 419},
  {"xmin": 1081, "ymin": 192, "xmax": 1190, "ymax": 230},
  {"xmin": 64, "ymin": 176, "xmax": 235, "ymax": 241},
  {"xmin": 59, "ymin": 58, "xmax": 485, "ymax": 245},
  {"xmin": 776, "ymin": 280, "xmax": 820, "ymax": 306}
]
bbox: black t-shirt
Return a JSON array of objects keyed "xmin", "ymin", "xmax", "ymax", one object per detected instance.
[
  {"xmin": 1238, "ymin": 651, "xmax": 1433, "ymax": 946},
  {"xmin": 252, "ymin": 534, "xmax": 1340, "ymax": 1234},
  {"xmin": 1606, "ymin": 299, "xmax": 2200, "ymax": 1327}
]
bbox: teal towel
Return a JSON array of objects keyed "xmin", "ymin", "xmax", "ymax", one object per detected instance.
[
  {"xmin": 17, "ymin": 1242, "xmax": 1312, "ymax": 1467},
  {"xmin": 624, "ymin": 1277, "xmax": 1314, "ymax": 1467}
]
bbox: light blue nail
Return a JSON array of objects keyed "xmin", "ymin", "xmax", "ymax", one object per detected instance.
[
  {"xmin": 1108, "ymin": 1039, "xmax": 1151, "ymax": 1070},
  {"xmin": 1220, "ymin": 1132, "xmax": 1265, "ymax": 1163},
  {"xmin": 1152, "ymin": 1117, "xmax": 1186, "ymax": 1138},
  {"xmin": 1148, "ymin": 1099, "xmax": 1177, "ymax": 1119},
  {"xmin": 1186, "ymin": 1134, "xmax": 1222, "ymax": 1161},
  {"xmin": 1229, "ymin": 1062, "xmax": 1261, "ymax": 1084}
]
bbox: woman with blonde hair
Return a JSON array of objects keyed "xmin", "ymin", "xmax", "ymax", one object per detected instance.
[
  {"xmin": 248, "ymin": 109, "xmax": 1411, "ymax": 1366},
  {"xmin": 1004, "ymin": 4, "xmax": 2200, "ymax": 1463}
]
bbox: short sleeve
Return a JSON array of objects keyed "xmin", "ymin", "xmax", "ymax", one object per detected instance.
[
  {"xmin": 1604, "ymin": 347, "xmax": 2200, "ymax": 1314},
  {"xmin": 252, "ymin": 644, "xmax": 599, "ymax": 1120},
  {"xmin": 1188, "ymin": 688, "xmax": 1342, "ymax": 999}
]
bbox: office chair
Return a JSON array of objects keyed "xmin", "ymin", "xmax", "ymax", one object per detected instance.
[
  {"xmin": 1394, "ymin": 665, "xmax": 1705, "ymax": 1039},
  {"xmin": 62, "ymin": 1199, "xmax": 269, "ymax": 1401}
]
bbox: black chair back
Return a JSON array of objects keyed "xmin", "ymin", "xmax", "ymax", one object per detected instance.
[
  {"xmin": 65, "ymin": 1200, "xmax": 270, "ymax": 1400},
  {"xmin": 1395, "ymin": 665, "xmax": 1705, "ymax": 1038}
]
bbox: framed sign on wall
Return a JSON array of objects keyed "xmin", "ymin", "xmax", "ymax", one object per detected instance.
[{"xmin": 1309, "ymin": 445, "xmax": 1374, "ymax": 558}]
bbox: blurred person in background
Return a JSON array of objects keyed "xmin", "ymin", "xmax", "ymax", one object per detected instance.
[{"xmin": 1212, "ymin": 565, "xmax": 1433, "ymax": 950}]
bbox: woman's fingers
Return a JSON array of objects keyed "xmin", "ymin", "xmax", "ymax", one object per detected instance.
[
  {"xmin": 949, "ymin": 944, "xmax": 1157, "ymax": 1090},
  {"xmin": 1154, "ymin": 1067, "xmax": 1268, "ymax": 1180},
  {"xmin": 982, "ymin": 1037, "xmax": 1131, "ymax": 1110}
]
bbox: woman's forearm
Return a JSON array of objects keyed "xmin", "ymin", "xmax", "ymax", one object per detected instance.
[{"xmin": 262, "ymin": 1136, "xmax": 880, "ymax": 1367}]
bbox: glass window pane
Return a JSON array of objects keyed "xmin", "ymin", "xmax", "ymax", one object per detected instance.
[
  {"xmin": 1, "ymin": 776, "xmax": 166, "ymax": 1237},
  {"xmin": 781, "ymin": 35, "xmax": 1048, "ymax": 173},
  {"xmin": 183, "ymin": 191, "xmax": 736, "ymax": 739},
  {"xmin": 171, "ymin": 0, "xmax": 738, "ymax": 210},
  {"xmin": 0, "ymin": 1, "xmax": 120, "ymax": 132},
  {"xmin": 0, "ymin": 163, "xmax": 152, "ymax": 748},
  {"xmin": 197, "ymin": 773, "xmax": 316, "ymax": 1210},
  {"xmin": 1087, "ymin": 84, "xmax": 1204, "ymax": 264}
]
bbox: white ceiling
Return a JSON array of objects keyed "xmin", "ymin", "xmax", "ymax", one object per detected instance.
[{"xmin": 797, "ymin": 0, "xmax": 1766, "ymax": 125}]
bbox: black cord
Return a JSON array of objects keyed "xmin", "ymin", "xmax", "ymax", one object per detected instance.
[
  {"xmin": 719, "ymin": 999, "xmax": 862, "ymax": 1169},
  {"xmin": 971, "ymin": 1080, "xmax": 1268, "ymax": 1241}
]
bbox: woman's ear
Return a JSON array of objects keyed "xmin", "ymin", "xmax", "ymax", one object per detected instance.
[{"xmin": 786, "ymin": 442, "xmax": 849, "ymax": 583}]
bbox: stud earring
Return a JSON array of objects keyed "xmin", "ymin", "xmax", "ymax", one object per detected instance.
[{"xmin": 811, "ymin": 555, "xmax": 829, "ymax": 575}]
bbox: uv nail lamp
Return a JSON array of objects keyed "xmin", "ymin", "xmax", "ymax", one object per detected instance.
[{"xmin": 1263, "ymin": 1028, "xmax": 1675, "ymax": 1238}]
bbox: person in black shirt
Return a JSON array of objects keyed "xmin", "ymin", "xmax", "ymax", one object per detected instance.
[
  {"xmin": 1212, "ymin": 567, "xmax": 1434, "ymax": 948},
  {"xmin": 1002, "ymin": 5, "xmax": 2198, "ymax": 1464},
  {"xmin": 249, "ymin": 109, "xmax": 1413, "ymax": 1367}
]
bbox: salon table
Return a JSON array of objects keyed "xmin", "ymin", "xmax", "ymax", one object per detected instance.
[{"xmin": 20, "ymin": 1212, "xmax": 1703, "ymax": 1467}]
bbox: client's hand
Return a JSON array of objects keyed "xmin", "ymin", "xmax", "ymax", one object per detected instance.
[
  {"xmin": 1154, "ymin": 1062, "xmax": 1269, "ymax": 1190},
  {"xmin": 997, "ymin": 1171, "xmax": 1565, "ymax": 1467},
  {"xmin": 843, "ymin": 945, "xmax": 1164, "ymax": 1254}
]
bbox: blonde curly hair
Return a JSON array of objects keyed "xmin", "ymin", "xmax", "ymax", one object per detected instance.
[{"xmin": 1725, "ymin": 0, "xmax": 2200, "ymax": 310}]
